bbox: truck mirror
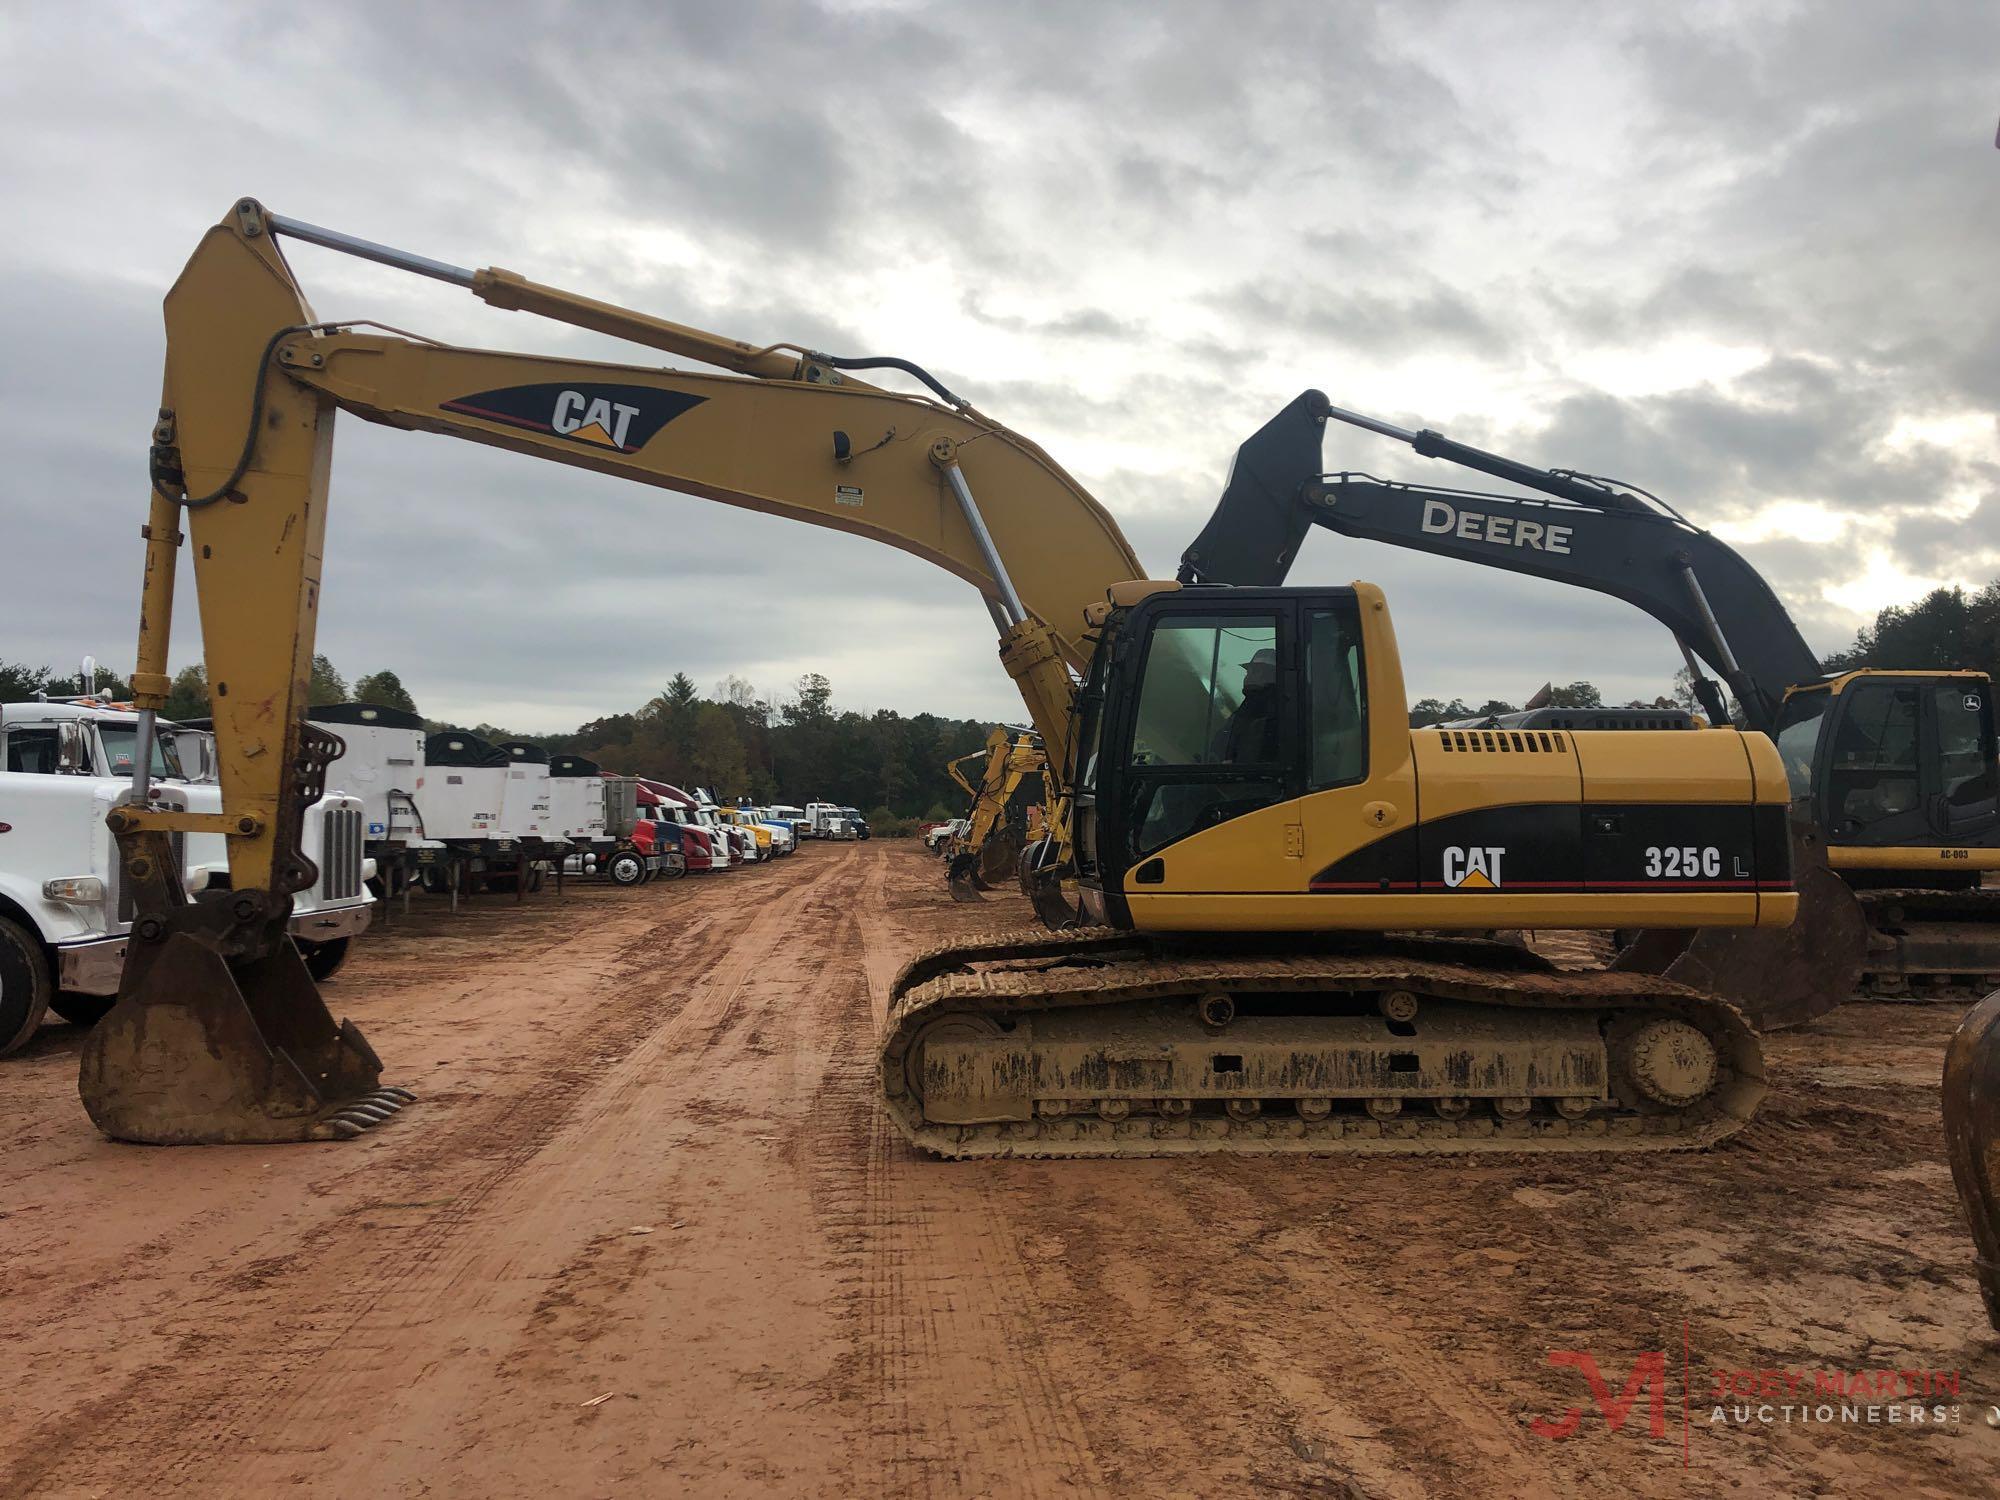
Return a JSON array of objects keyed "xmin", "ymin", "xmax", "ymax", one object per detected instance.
[{"xmin": 57, "ymin": 721, "xmax": 91, "ymax": 774}]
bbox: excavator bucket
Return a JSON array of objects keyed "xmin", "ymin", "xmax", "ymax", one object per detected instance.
[
  {"xmin": 976, "ymin": 823, "xmax": 1025, "ymax": 890},
  {"xmin": 1942, "ymin": 988, "xmax": 2000, "ymax": 1333},
  {"xmin": 1614, "ymin": 814, "xmax": 1867, "ymax": 1031},
  {"xmin": 78, "ymin": 892, "xmax": 409, "ymax": 1145},
  {"xmin": 1019, "ymin": 836, "xmax": 1083, "ymax": 929},
  {"xmin": 947, "ymin": 851, "xmax": 986, "ymax": 902}
]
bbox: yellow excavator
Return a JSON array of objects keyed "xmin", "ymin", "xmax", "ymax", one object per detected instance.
[
  {"xmin": 91, "ymin": 198, "xmax": 1806, "ymax": 1162},
  {"xmin": 942, "ymin": 727, "xmax": 1047, "ymax": 902}
]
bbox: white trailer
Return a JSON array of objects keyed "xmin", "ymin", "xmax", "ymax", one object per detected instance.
[
  {"xmin": 496, "ymin": 741, "xmax": 556, "ymax": 850},
  {"xmin": 308, "ymin": 702, "xmax": 435, "ymax": 894},
  {"xmin": 413, "ymin": 729, "xmax": 536, "ymax": 894}
]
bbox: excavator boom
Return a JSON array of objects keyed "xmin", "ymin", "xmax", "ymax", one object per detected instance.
[{"xmin": 88, "ymin": 199, "xmax": 1139, "ymax": 1144}]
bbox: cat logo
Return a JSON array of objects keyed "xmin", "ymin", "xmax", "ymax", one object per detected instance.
[
  {"xmin": 1442, "ymin": 845, "xmax": 1505, "ymax": 889},
  {"xmin": 439, "ymin": 381, "xmax": 707, "ymax": 454},
  {"xmin": 551, "ymin": 389, "xmax": 639, "ymax": 448}
]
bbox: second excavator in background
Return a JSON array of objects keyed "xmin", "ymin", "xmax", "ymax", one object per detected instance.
[
  {"xmin": 1180, "ymin": 391, "xmax": 2000, "ymax": 1023},
  {"xmin": 941, "ymin": 726, "xmax": 1048, "ymax": 902}
]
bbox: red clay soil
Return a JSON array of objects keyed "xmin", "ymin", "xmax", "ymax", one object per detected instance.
[{"xmin": 1, "ymin": 843, "xmax": 1996, "ymax": 1497}]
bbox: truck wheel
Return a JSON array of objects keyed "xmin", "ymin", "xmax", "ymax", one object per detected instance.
[
  {"xmin": 0, "ymin": 917, "xmax": 53, "ymax": 1056},
  {"xmin": 607, "ymin": 851, "xmax": 647, "ymax": 886},
  {"xmin": 49, "ymin": 992, "xmax": 116, "ymax": 1028},
  {"xmin": 295, "ymin": 936, "xmax": 352, "ymax": 982}
]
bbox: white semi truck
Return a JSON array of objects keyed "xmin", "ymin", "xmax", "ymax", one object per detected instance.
[{"xmin": 0, "ymin": 697, "xmax": 372, "ymax": 1054}]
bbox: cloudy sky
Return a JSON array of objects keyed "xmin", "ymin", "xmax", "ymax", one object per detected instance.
[{"xmin": 4, "ymin": 1, "xmax": 1997, "ymax": 730}]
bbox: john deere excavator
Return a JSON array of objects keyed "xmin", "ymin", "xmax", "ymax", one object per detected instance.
[
  {"xmin": 92, "ymin": 199, "xmax": 1809, "ymax": 1161},
  {"xmin": 942, "ymin": 726, "xmax": 1047, "ymax": 901},
  {"xmin": 1179, "ymin": 392, "xmax": 2000, "ymax": 1022}
]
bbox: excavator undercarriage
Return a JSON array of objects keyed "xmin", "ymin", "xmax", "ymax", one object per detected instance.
[{"xmin": 882, "ymin": 928, "xmax": 1764, "ymax": 1159}]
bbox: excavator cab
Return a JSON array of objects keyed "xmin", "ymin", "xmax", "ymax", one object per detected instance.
[{"xmin": 1776, "ymin": 673, "xmax": 1999, "ymax": 866}]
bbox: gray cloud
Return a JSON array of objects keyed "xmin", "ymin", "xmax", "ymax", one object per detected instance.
[{"xmin": 3, "ymin": 0, "xmax": 1997, "ymax": 734}]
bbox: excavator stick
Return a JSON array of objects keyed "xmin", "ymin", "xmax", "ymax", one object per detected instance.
[
  {"xmin": 1614, "ymin": 814, "xmax": 1867, "ymax": 1031},
  {"xmin": 77, "ymin": 830, "xmax": 409, "ymax": 1144},
  {"xmin": 1943, "ymin": 988, "xmax": 2000, "ymax": 1333}
]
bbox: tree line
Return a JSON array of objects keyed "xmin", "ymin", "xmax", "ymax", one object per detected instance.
[{"xmin": 9, "ymin": 575, "xmax": 1995, "ymax": 817}]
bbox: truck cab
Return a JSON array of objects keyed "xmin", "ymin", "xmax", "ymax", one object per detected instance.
[
  {"xmin": 0, "ymin": 698, "xmax": 373, "ymax": 1052},
  {"xmin": 805, "ymin": 801, "xmax": 852, "ymax": 840},
  {"xmin": 764, "ymin": 804, "xmax": 810, "ymax": 844}
]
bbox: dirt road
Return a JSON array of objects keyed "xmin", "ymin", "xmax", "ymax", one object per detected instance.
[{"xmin": 3, "ymin": 843, "xmax": 1997, "ymax": 1497}]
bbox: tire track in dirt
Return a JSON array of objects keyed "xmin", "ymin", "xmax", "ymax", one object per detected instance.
[
  {"xmin": 805, "ymin": 849, "xmax": 1107, "ymax": 1498},
  {"xmin": 186, "ymin": 848, "xmax": 862, "ymax": 1496},
  {"xmin": 5, "ymin": 849, "xmax": 853, "ymax": 1498}
]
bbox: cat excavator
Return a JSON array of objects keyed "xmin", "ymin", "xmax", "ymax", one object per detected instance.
[
  {"xmin": 1180, "ymin": 391, "xmax": 2000, "ymax": 1023},
  {"xmin": 90, "ymin": 198, "xmax": 1805, "ymax": 1161}
]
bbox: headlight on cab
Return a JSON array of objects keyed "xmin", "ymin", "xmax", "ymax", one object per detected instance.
[{"xmin": 43, "ymin": 876, "xmax": 106, "ymax": 904}]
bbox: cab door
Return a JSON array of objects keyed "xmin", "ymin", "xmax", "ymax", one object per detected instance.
[
  {"xmin": 1928, "ymin": 680, "xmax": 1997, "ymax": 843},
  {"xmin": 1818, "ymin": 679, "xmax": 1930, "ymax": 850},
  {"xmin": 1097, "ymin": 599, "xmax": 1301, "ymax": 895}
]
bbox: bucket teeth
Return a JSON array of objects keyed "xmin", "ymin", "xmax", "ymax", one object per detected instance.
[{"xmin": 319, "ymin": 1088, "xmax": 416, "ymax": 1137}]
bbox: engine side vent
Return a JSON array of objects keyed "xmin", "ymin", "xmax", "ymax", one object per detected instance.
[{"xmin": 1432, "ymin": 729, "xmax": 1566, "ymax": 755}]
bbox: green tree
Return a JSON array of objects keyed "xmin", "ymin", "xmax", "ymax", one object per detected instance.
[
  {"xmin": 1546, "ymin": 681, "xmax": 1602, "ymax": 709},
  {"xmin": 308, "ymin": 653, "xmax": 347, "ymax": 706},
  {"xmin": 352, "ymin": 669, "xmax": 418, "ymax": 714},
  {"xmin": 785, "ymin": 672, "xmax": 833, "ymax": 724},
  {"xmin": 0, "ymin": 659, "xmax": 49, "ymax": 699},
  {"xmin": 664, "ymin": 672, "xmax": 699, "ymax": 710},
  {"xmin": 1825, "ymin": 583, "xmax": 2000, "ymax": 683},
  {"xmin": 688, "ymin": 703, "xmax": 747, "ymax": 793},
  {"xmin": 1408, "ymin": 697, "xmax": 1472, "ymax": 726},
  {"xmin": 163, "ymin": 664, "xmax": 210, "ymax": 720}
]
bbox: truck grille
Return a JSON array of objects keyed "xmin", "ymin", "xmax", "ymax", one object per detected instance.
[{"xmin": 321, "ymin": 805, "xmax": 365, "ymax": 899}]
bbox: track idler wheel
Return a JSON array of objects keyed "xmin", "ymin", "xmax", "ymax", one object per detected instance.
[
  {"xmin": 1943, "ymin": 988, "xmax": 2000, "ymax": 1333},
  {"xmin": 1615, "ymin": 812, "xmax": 1867, "ymax": 1030},
  {"xmin": 78, "ymin": 893, "xmax": 410, "ymax": 1145}
]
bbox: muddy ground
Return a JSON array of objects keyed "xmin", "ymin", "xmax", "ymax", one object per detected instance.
[{"xmin": 2, "ymin": 842, "xmax": 1997, "ymax": 1497}]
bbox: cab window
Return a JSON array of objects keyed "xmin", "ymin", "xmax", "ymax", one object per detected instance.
[
  {"xmin": 1935, "ymin": 683, "xmax": 1996, "ymax": 815},
  {"xmin": 97, "ymin": 725, "xmax": 183, "ymax": 780},
  {"xmin": 5, "ymin": 726, "xmax": 63, "ymax": 774},
  {"xmin": 1129, "ymin": 616, "xmax": 1281, "ymax": 768},
  {"xmin": 1306, "ymin": 604, "xmax": 1367, "ymax": 788},
  {"xmin": 1121, "ymin": 612, "xmax": 1289, "ymax": 859},
  {"xmin": 1825, "ymin": 683, "xmax": 1920, "ymax": 834},
  {"xmin": 1773, "ymin": 693, "xmax": 1828, "ymax": 798}
]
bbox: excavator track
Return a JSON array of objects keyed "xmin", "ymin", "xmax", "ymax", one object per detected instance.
[
  {"xmin": 880, "ymin": 927, "xmax": 1766, "ymax": 1159},
  {"xmin": 1857, "ymin": 885, "xmax": 2000, "ymax": 1002}
]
